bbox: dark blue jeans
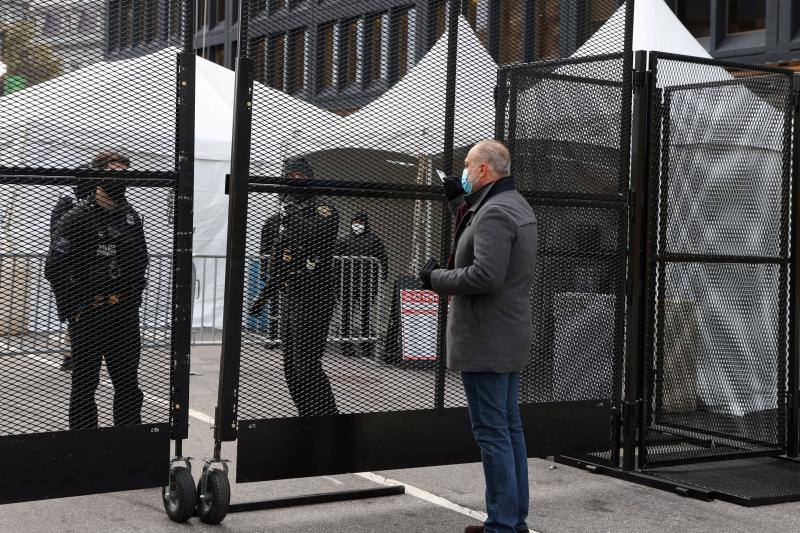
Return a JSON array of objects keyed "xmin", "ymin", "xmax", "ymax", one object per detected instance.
[{"xmin": 461, "ymin": 372, "xmax": 529, "ymax": 533}]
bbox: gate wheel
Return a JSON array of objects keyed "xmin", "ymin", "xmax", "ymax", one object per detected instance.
[
  {"xmin": 162, "ymin": 466, "xmax": 196, "ymax": 523},
  {"xmin": 197, "ymin": 468, "xmax": 231, "ymax": 524}
]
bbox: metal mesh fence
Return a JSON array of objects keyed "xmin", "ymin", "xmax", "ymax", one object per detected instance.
[
  {"xmin": 219, "ymin": 0, "xmax": 633, "ymax": 429},
  {"xmin": 495, "ymin": 51, "xmax": 630, "ymax": 464},
  {"xmin": 0, "ymin": 2, "xmax": 193, "ymax": 435},
  {"xmin": 642, "ymin": 54, "xmax": 794, "ymax": 467}
]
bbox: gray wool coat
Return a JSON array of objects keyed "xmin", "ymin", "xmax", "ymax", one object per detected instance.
[{"xmin": 430, "ymin": 179, "xmax": 538, "ymax": 373}]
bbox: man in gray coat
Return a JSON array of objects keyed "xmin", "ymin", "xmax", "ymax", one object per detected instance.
[{"xmin": 420, "ymin": 139, "xmax": 537, "ymax": 533}]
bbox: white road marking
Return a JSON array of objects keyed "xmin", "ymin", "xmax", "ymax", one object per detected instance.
[
  {"xmin": 354, "ymin": 471, "xmax": 541, "ymax": 533},
  {"xmin": 27, "ymin": 353, "xmax": 214, "ymax": 425},
  {"xmin": 28, "ymin": 352, "xmax": 536, "ymax": 532}
]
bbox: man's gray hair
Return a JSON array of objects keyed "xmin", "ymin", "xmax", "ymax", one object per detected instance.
[{"xmin": 472, "ymin": 139, "xmax": 511, "ymax": 176}]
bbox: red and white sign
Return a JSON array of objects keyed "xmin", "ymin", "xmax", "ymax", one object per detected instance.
[{"xmin": 399, "ymin": 289, "xmax": 440, "ymax": 361}]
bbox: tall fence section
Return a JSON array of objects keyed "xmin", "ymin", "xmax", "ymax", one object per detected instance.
[
  {"xmin": 559, "ymin": 50, "xmax": 800, "ymax": 506},
  {"xmin": 0, "ymin": 0, "xmax": 196, "ymax": 509},
  {"xmin": 203, "ymin": 0, "xmax": 636, "ymax": 521},
  {"xmin": 3, "ymin": 0, "xmax": 800, "ymax": 523}
]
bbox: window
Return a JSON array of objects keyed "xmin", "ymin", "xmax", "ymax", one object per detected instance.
[
  {"xmin": 535, "ymin": 0, "xmax": 560, "ymax": 59},
  {"xmin": 366, "ymin": 13, "xmax": 388, "ymax": 83},
  {"xmin": 434, "ymin": 0, "xmax": 447, "ymax": 40},
  {"xmin": 196, "ymin": 0, "xmax": 208, "ymax": 30},
  {"xmin": 270, "ymin": 0, "xmax": 286, "ymax": 13},
  {"xmin": 499, "ymin": 0, "xmax": 524, "ymax": 64},
  {"xmin": 144, "ymin": 0, "xmax": 160, "ymax": 42},
  {"xmin": 198, "ymin": 44, "xmax": 225, "ymax": 66},
  {"xmin": 340, "ymin": 18, "xmax": 361, "ymax": 87},
  {"xmin": 587, "ymin": 0, "xmax": 615, "ymax": 35},
  {"xmin": 254, "ymin": 37, "xmax": 267, "ymax": 83},
  {"xmin": 108, "ymin": 1, "xmax": 120, "ymax": 49},
  {"xmin": 318, "ymin": 22, "xmax": 336, "ymax": 92},
  {"xmin": 169, "ymin": 0, "xmax": 181, "ymax": 37},
  {"xmin": 268, "ymin": 33, "xmax": 286, "ymax": 91},
  {"xmin": 397, "ymin": 8, "xmax": 415, "ymax": 78},
  {"xmin": 287, "ymin": 28, "xmax": 306, "ymax": 93},
  {"xmin": 120, "ymin": 2, "xmax": 133, "ymax": 48},
  {"xmin": 78, "ymin": 10, "xmax": 95, "ymax": 32},
  {"xmin": 465, "ymin": 0, "xmax": 489, "ymax": 49},
  {"xmin": 727, "ymin": 0, "xmax": 765, "ymax": 34},
  {"xmin": 675, "ymin": 1, "xmax": 710, "ymax": 38},
  {"xmin": 217, "ymin": 0, "xmax": 226, "ymax": 23},
  {"xmin": 43, "ymin": 10, "xmax": 61, "ymax": 35},
  {"xmin": 133, "ymin": 2, "xmax": 145, "ymax": 44}
]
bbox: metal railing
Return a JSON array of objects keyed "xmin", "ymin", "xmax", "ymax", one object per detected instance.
[
  {"xmin": 1, "ymin": 254, "xmax": 388, "ymax": 353},
  {"xmin": 0, "ymin": 253, "xmax": 174, "ymax": 356}
]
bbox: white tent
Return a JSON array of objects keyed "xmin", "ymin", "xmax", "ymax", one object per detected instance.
[
  {"xmin": 576, "ymin": 0, "xmax": 786, "ymax": 418},
  {"xmin": 0, "ymin": 48, "xmax": 344, "ymax": 332},
  {"xmin": 324, "ymin": 16, "xmax": 497, "ymax": 157}
]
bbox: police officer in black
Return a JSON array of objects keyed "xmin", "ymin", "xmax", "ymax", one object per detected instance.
[
  {"xmin": 255, "ymin": 206, "xmax": 281, "ymax": 340},
  {"xmin": 45, "ymin": 152, "xmax": 148, "ymax": 429},
  {"xmin": 249, "ymin": 156, "xmax": 340, "ymax": 417},
  {"xmin": 49, "ymin": 177, "xmax": 97, "ymax": 372},
  {"xmin": 335, "ymin": 211, "xmax": 388, "ymax": 358}
]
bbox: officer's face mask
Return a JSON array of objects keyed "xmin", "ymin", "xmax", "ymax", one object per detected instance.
[
  {"xmin": 101, "ymin": 183, "xmax": 127, "ymax": 204},
  {"xmin": 352, "ymin": 223, "xmax": 365, "ymax": 235}
]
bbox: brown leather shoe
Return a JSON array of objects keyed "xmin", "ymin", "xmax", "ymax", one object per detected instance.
[{"xmin": 464, "ymin": 526, "xmax": 483, "ymax": 533}]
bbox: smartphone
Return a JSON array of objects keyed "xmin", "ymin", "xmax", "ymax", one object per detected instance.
[{"xmin": 436, "ymin": 170, "xmax": 447, "ymax": 182}]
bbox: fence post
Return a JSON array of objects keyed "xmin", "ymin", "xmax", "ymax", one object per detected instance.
[
  {"xmin": 788, "ymin": 74, "xmax": 800, "ymax": 458},
  {"xmin": 215, "ymin": 1, "xmax": 254, "ymax": 446},
  {"xmin": 171, "ymin": 48, "xmax": 196, "ymax": 444},
  {"xmin": 434, "ymin": 0, "xmax": 460, "ymax": 409},
  {"xmin": 622, "ymin": 50, "xmax": 652, "ymax": 471}
]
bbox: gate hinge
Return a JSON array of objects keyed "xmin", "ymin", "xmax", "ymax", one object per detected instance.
[{"xmin": 632, "ymin": 70, "xmax": 647, "ymax": 87}]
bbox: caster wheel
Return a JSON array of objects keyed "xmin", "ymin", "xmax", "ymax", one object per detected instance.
[
  {"xmin": 162, "ymin": 466, "xmax": 197, "ymax": 523},
  {"xmin": 197, "ymin": 468, "xmax": 231, "ymax": 524}
]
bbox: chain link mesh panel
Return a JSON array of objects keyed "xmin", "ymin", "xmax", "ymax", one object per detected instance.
[
  {"xmin": 643, "ymin": 54, "xmax": 793, "ymax": 467},
  {"xmin": 495, "ymin": 56, "xmax": 630, "ymax": 463},
  {"xmin": 221, "ymin": 1, "xmax": 632, "ymax": 470},
  {"xmin": 483, "ymin": 2, "xmax": 632, "ymax": 464},
  {"xmin": 0, "ymin": 2, "xmax": 193, "ymax": 435}
]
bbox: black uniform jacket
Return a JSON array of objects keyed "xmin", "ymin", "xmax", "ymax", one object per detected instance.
[{"xmin": 45, "ymin": 200, "xmax": 149, "ymax": 322}]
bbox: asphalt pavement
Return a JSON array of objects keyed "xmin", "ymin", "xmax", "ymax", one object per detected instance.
[{"xmin": 2, "ymin": 345, "xmax": 800, "ymax": 533}]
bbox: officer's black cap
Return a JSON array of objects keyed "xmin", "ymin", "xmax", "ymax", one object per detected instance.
[
  {"xmin": 282, "ymin": 156, "xmax": 313, "ymax": 180},
  {"xmin": 90, "ymin": 151, "xmax": 131, "ymax": 170},
  {"xmin": 351, "ymin": 211, "xmax": 368, "ymax": 224}
]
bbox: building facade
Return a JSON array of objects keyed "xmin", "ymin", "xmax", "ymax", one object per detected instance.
[
  {"xmin": 26, "ymin": 0, "xmax": 106, "ymax": 72},
  {"xmin": 666, "ymin": 0, "xmax": 800, "ymax": 66},
  {"xmin": 103, "ymin": 1, "xmax": 800, "ymax": 113},
  {"xmin": 182, "ymin": 0, "xmax": 625, "ymax": 113}
]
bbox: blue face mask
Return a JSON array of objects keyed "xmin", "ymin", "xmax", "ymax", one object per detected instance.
[{"xmin": 461, "ymin": 168, "xmax": 473, "ymax": 194}]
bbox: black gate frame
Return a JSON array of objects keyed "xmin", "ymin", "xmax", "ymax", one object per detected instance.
[
  {"xmin": 494, "ymin": 51, "xmax": 634, "ymax": 468},
  {"xmin": 207, "ymin": 0, "xmax": 633, "ymax": 512},
  {"xmin": 0, "ymin": 11, "xmax": 196, "ymax": 504},
  {"xmin": 559, "ymin": 50, "xmax": 800, "ymax": 507},
  {"xmin": 640, "ymin": 52, "xmax": 795, "ymax": 470}
]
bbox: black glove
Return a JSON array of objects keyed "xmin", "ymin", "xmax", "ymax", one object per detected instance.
[
  {"xmin": 441, "ymin": 175, "xmax": 464, "ymax": 201},
  {"xmin": 419, "ymin": 258, "xmax": 439, "ymax": 291}
]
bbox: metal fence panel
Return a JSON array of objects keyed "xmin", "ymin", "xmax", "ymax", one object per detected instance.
[
  {"xmin": 642, "ymin": 53, "xmax": 794, "ymax": 468},
  {"xmin": 214, "ymin": 0, "xmax": 634, "ymax": 485},
  {"xmin": 0, "ymin": 0, "xmax": 194, "ymax": 503}
]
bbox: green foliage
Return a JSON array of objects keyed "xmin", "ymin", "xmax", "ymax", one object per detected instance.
[{"xmin": 2, "ymin": 21, "xmax": 62, "ymax": 89}]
